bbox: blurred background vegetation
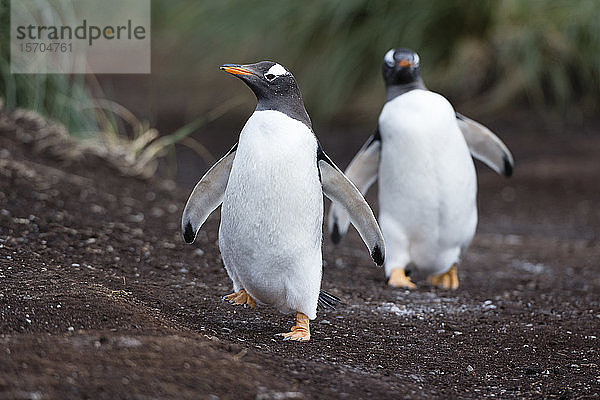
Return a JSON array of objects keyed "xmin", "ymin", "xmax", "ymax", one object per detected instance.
[
  {"xmin": 151, "ymin": 0, "xmax": 600, "ymax": 122},
  {"xmin": 1, "ymin": 0, "xmax": 599, "ymax": 173}
]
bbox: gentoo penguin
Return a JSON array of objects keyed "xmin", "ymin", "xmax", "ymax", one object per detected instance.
[
  {"xmin": 328, "ymin": 48, "xmax": 514, "ymax": 290},
  {"xmin": 182, "ymin": 61, "xmax": 385, "ymax": 341}
]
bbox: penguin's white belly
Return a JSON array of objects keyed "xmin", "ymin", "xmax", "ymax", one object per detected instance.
[
  {"xmin": 378, "ymin": 90, "xmax": 477, "ymax": 275},
  {"xmin": 219, "ymin": 110, "xmax": 323, "ymax": 319}
]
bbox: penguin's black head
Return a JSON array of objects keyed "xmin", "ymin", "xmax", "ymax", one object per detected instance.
[
  {"xmin": 221, "ymin": 61, "xmax": 311, "ymax": 127},
  {"xmin": 221, "ymin": 61, "xmax": 300, "ymax": 103},
  {"xmin": 382, "ymin": 48, "xmax": 421, "ymax": 86}
]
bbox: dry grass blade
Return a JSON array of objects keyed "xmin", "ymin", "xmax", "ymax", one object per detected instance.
[
  {"xmin": 1, "ymin": 93, "xmax": 244, "ymax": 179},
  {"xmin": 131, "ymin": 94, "xmax": 246, "ymax": 176}
]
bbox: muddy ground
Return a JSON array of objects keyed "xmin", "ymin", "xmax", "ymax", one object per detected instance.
[{"xmin": 0, "ymin": 109, "xmax": 599, "ymax": 399}]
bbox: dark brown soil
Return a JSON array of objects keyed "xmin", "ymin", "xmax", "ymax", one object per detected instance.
[{"xmin": 1, "ymin": 109, "xmax": 599, "ymax": 399}]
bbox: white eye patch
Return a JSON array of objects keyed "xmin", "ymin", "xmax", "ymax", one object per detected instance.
[
  {"xmin": 384, "ymin": 49, "xmax": 395, "ymax": 67},
  {"xmin": 413, "ymin": 53, "xmax": 420, "ymax": 67},
  {"xmin": 264, "ymin": 63, "xmax": 289, "ymax": 81}
]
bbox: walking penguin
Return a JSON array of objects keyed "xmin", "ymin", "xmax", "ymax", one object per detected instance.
[
  {"xmin": 328, "ymin": 48, "xmax": 513, "ymax": 290},
  {"xmin": 182, "ymin": 61, "xmax": 385, "ymax": 341}
]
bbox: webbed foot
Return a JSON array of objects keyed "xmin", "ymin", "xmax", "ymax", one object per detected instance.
[
  {"xmin": 223, "ymin": 289, "xmax": 256, "ymax": 308},
  {"xmin": 427, "ymin": 264, "xmax": 459, "ymax": 290},
  {"xmin": 388, "ymin": 268, "xmax": 416, "ymax": 289},
  {"xmin": 279, "ymin": 312, "xmax": 310, "ymax": 342}
]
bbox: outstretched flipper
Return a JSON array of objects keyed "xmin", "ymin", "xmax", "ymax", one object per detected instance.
[
  {"xmin": 327, "ymin": 130, "xmax": 381, "ymax": 244},
  {"xmin": 455, "ymin": 113, "xmax": 514, "ymax": 177},
  {"xmin": 318, "ymin": 146, "xmax": 385, "ymax": 266},
  {"xmin": 181, "ymin": 143, "xmax": 237, "ymax": 243}
]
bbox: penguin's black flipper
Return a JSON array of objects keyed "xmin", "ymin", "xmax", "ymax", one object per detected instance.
[
  {"xmin": 327, "ymin": 129, "xmax": 381, "ymax": 244},
  {"xmin": 318, "ymin": 290, "xmax": 343, "ymax": 311},
  {"xmin": 318, "ymin": 146, "xmax": 385, "ymax": 266},
  {"xmin": 181, "ymin": 143, "xmax": 238, "ymax": 244},
  {"xmin": 455, "ymin": 113, "xmax": 514, "ymax": 177}
]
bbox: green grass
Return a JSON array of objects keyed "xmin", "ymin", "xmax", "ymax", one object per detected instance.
[
  {"xmin": 0, "ymin": 0, "xmax": 103, "ymax": 134},
  {"xmin": 154, "ymin": 0, "xmax": 600, "ymax": 120},
  {"xmin": 0, "ymin": 0, "xmax": 217, "ymax": 177},
  {"xmin": 2, "ymin": 0, "xmax": 599, "ymax": 143}
]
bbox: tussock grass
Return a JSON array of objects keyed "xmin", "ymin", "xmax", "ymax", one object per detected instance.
[
  {"xmin": 159, "ymin": 0, "xmax": 600, "ymax": 120},
  {"xmin": 0, "ymin": 0, "xmax": 101, "ymax": 134},
  {"xmin": 0, "ymin": 0, "xmax": 234, "ymax": 177},
  {"xmin": 2, "ymin": 0, "xmax": 598, "ymax": 169},
  {"xmin": 0, "ymin": 97, "xmax": 242, "ymax": 178}
]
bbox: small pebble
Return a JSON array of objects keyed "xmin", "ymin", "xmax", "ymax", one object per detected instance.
[
  {"xmin": 90, "ymin": 204, "xmax": 104, "ymax": 214},
  {"xmin": 150, "ymin": 207, "xmax": 164, "ymax": 217}
]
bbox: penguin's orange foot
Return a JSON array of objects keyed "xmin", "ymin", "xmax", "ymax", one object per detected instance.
[
  {"xmin": 427, "ymin": 264, "xmax": 459, "ymax": 290},
  {"xmin": 223, "ymin": 289, "xmax": 256, "ymax": 309},
  {"xmin": 279, "ymin": 312, "xmax": 310, "ymax": 342},
  {"xmin": 388, "ymin": 268, "xmax": 416, "ymax": 289}
]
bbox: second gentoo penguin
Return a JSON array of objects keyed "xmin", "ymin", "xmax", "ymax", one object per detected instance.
[
  {"xmin": 182, "ymin": 61, "xmax": 385, "ymax": 341},
  {"xmin": 329, "ymin": 48, "xmax": 514, "ymax": 290}
]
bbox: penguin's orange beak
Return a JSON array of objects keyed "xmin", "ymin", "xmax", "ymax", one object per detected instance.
[
  {"xmin": 398, "ymin": 59, "xmax": 412, "ymax": 67},
  {"xmin": 220, "ymin": 64, "xmax": 254, "ymax": 76}
]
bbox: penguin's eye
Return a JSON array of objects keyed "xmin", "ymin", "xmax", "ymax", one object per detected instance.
[{"xmin": 265, "ymin": 73, "xmax": 276, "ymax": 82}]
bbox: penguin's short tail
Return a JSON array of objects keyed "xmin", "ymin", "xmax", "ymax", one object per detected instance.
[{"xmin": 318, "ymin": 290, "xmax": 343, "ymax": 311}]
